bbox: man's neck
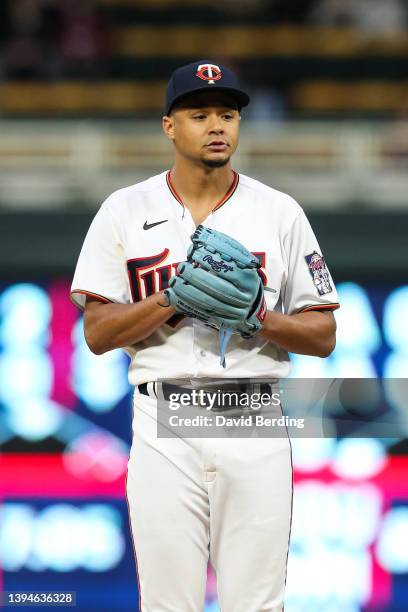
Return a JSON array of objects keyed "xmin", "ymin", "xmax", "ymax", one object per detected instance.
[{"xmin": 170, "ymin": 159, "xmax": 234, "ymax": 220}]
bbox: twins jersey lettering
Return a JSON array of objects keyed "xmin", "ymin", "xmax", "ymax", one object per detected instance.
[{"xmin": 71, "ymin": 170, "xmax": 339, "ymax": 385}]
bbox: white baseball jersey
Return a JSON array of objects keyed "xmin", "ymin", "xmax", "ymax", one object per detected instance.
[{"xmin": 71, "ymin": 170, "xmax": 339, "ymax": 384}]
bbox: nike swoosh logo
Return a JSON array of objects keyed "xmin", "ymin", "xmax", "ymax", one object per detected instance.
[{"xmin": 143, "ymin": 219, "xmax": 168, "ymax": 230}]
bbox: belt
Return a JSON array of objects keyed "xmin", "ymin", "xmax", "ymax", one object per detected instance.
[{"xmin": 138, "ymin": 382, "xmax": 157, "ymax": 397}]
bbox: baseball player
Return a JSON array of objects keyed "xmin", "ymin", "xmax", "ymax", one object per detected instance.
[{"xmin": 71, "ymin": 61, "xmax": 339, "ymax": 611}]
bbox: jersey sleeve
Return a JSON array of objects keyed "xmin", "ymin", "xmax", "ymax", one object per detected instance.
[
  {"xmin": 70, "ymin": 203, "xmax": 130, "ymax": 310},
  {"xmin": 282, "ymin": 209, "xmax": 340, "ymax": 315}
]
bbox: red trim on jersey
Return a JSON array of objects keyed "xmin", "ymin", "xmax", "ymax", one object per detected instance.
[
  {"xmin": 213, "ymin": 170, "xmax": 239, "ymax": 211},
  {"xmin": 166, "ymin": 171, "xmax": 183, "ymax": 208},
  {"xmin": 166, "ymin": 169, "xmax": 239, "ymax": 213},
  {"xmin": 70, "ymin": 289, "xmax": 112, "ymax": 311},
  {"xmin": 299, "ymin": 303, "xmax": 340, "ymax": 313}
]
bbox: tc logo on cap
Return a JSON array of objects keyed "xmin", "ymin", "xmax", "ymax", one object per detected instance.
[{"xmin": 196, "ymin": 64, "xmax": 222, "ymax": 85}]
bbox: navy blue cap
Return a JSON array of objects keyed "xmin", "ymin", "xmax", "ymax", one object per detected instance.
[{"xmin": 165, "ymin": 60, "xmax": 250, "ymax": 115}]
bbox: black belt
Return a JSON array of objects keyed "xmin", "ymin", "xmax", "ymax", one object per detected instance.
[
  {"xmin": 138, "ymin": 382, "xmax": 148, "ymax": 396},
  {"xmin": 138, "ymin": 382, "xmax": 159, "ymax": 398}
]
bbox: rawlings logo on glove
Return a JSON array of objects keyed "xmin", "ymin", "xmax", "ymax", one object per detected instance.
[
  {"xmin": 163, "ymin": 225, "xmax": 267, "ymax": 367},
  {"xmin": 202, "ymin": 254, "xmax": 234, "ymax": 274}
]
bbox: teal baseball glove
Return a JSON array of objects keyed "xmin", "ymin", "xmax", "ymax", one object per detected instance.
[{"xmin": 164, "ymin": 225, "xmax": 267, "ymax": 366}]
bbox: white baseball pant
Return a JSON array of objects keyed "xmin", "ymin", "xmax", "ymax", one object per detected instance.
[{"xmin": 126, "ymin": 387, "xmax": 293, "ymax": 612}]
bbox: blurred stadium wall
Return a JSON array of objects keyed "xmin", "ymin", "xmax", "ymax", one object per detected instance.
[{"xmin": 0, "ymin": 1, "xmax": 408, "ymax": 611}]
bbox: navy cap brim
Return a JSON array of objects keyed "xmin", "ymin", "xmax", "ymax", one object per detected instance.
[{"xmin": 166, "ymin": 86, "xmax": 250, "ymax": 115}]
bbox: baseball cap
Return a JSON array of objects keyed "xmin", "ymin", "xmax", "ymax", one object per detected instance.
[{"xmin": 165, "ymin": 60, "xmax": 250, "ymax": 115}]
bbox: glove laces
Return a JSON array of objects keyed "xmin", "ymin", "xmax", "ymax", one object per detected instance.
[{"xmin": 219, "ymin": 325, "xmax": 234, "ymax": 368}]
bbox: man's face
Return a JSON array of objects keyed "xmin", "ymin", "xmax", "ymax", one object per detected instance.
[{"xmin": 163, "ymin": 92, "xmax": 241, "ymax": 168}]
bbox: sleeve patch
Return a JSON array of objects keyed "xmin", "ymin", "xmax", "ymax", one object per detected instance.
[{"xmin": 305, "ymin": 251, "xmax": 333, "ymax": 296}]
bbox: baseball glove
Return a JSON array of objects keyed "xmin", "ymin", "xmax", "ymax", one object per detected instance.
[{"xmin": 163, "ymin": 225, "xmax": 267, "ymax": 366}]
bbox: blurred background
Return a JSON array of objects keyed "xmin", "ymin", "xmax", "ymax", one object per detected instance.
[{"xmin": 0, "ymin": 0, "xmax": 407, "ymax": 610}]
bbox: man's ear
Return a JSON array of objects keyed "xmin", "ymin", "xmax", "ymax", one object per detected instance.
[{"xmin": 162, "ymin": 115, "xmax": 175, "ymax": 141}]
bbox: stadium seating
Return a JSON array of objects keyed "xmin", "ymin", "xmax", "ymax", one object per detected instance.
[{"xmin": 0, "ymin": 0, "xmax": 406, "ymax": 117}]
